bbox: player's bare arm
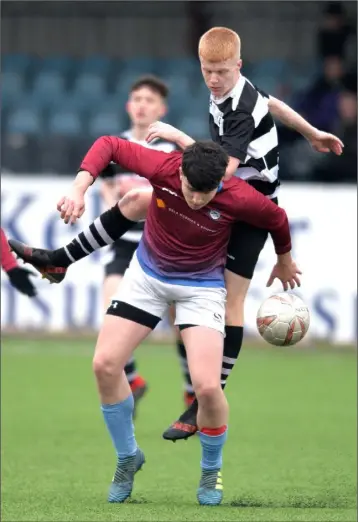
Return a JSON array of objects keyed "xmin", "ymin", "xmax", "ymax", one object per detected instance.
[
  {"xmin": 57, "ymin": 136, "xmax": 176, "ymax": 225},
  {"xmin": 57, "ymin": 170, "xmax": 94, "ymax": 225},
  {"xmin": 268, "ymin": 96, "xmax": 344, "ymax": 155},
  {"xmin": 146, "ymin": 121, "xmax": 239, "ymax": 180},
  {"xmin": 146, "ymin": 121, "xmax": 195, "ymax": 149}
]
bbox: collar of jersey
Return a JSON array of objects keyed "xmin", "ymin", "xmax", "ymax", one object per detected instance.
[{"xmin": 122, "ymin": 129, "xmax": 149, "ymax": 146}]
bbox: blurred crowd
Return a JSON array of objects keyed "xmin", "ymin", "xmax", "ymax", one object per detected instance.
[
  {"xmin": 279, "ymin": 2, "xmax": 357, "ymax": 183},
  {"xmin": 1, "ymin": 1, "xmax": 356, "ymax": 183}
]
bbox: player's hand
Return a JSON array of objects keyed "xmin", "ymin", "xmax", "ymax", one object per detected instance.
[
  {"xmin": 309, "ymin": 130, "xmax": 344, "ymax": 155},
  {"xmin": 267, "ymin": 256, "xmax": 302, "ymax": 291},
  {"xmin": 7, "ymin": 266, "xmax": 37, "ymax": 297},
  {"xmin": 57, "ymin": 187, "xmax": 85, "ymax": 225},
  {"xmin": 146, "ymin": 121, "xmax": 182, "ymax": 144}
]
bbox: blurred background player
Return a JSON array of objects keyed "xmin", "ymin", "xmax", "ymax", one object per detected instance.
[
  {"xmin": 1, "ymin": 228, "xmax": 37, "ymax": 298},
  {"xmin": 98, "ymin": 75, "xmax": 185, "ymax": 412}
]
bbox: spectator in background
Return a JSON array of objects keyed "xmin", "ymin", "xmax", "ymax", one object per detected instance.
[
  {"xmin": 313, "ymin": 84, "xmax": 357, "ymax": 183},
  {"xmin": 279, "ymin": 63, "xmax": 356, "ymax": 183},
  {"xmin": 295, "ymin": 55, "xmax": 344, "ymax": 134},
  {"xmin": 1, "ymin": 228, "xmax": 37, "ymax": 297},
  {"xmin": 318, "ymin": 2, "xmax": 355, "ymax": 61}
]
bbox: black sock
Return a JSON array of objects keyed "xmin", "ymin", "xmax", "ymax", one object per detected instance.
[
  {"xmin": 221, "ymin": 326, "xmax": 244, "ymax": 389},
  {"xmin": 176, "ymin": 340, "xmax": 194, "ymax": 395},
  {"xmin": 50, "ymin": 204, "xmax": 136, "ymax": 267},
  {"xmin": 124, "ymin": 357, "xmax": 137, "ymax": 384}
]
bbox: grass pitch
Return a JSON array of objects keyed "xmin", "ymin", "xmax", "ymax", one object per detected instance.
[{"xmin": 1, "ymin": 336, "xmax": 356, "ymax": 521}]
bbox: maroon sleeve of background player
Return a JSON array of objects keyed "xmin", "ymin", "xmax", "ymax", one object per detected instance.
[
  {"xmin": 1, "ymin": 228, "xmax": 18, "ymax": 272},
  {"xmin": 233, "ymin": 182, "xmax": 292, "ymax": 255},
  {"xmin": 79, "ymin": 136, "xmax": 180, "ymax": 181}
]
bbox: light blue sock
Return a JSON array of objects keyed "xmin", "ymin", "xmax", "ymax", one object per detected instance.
[
  {"xmin": 101, "ymin": 395, "xmax": 137, "ymax": 459},
  {"xmin": 199, "ymin": 429, "xmax": 228, "ymax": 470}
]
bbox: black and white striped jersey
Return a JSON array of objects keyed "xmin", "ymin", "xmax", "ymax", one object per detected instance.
[
  {"xmin": 209, "ymin": 74, "xmax": 279, "ymax": 199},
  {"xmin": 100, "ymin": 129, "xmax": 177, "ymax": 244}
]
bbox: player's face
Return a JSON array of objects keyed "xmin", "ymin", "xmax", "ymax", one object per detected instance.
[
  {"xmin": 200, "ymin": 56, "xmax": 242, "ymax": 98},
  {"xmin": 180, "ymin": 171, "xmax": 219, "ymax": 210},
  {"xmin": 127, "ymin": 87, "xmax": 167, "ymax": 128}
]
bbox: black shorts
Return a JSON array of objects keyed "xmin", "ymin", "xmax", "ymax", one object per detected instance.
[
  {"xmin": 225, "ymin": 197, "xmax": 278, "ymax": 280},
  {"xmin": 104, "ymin": 239, "xmax": 138, "ymax": 277}
]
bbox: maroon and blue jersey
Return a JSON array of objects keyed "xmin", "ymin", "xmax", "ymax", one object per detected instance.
[{"xmin": 80, "ymin": 136, "xmax": 291, "ymax": 287}]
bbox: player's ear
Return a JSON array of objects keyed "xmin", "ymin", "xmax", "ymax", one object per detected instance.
[
  {"xmin": 237, "ymin": 59, "xmax": 242, "ymax": 70},
  {"xmin": 125, "ymin": 101, "xmax": 130, "ymax": 114}
]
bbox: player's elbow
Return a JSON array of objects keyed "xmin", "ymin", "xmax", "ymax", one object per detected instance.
[
  {"xmin": 93, "ymin": 135, "xmax": 116, "ymax": 153},
  {"xmin": 267, "ymin": 95, "xmax": 281, "ymax": 115}
]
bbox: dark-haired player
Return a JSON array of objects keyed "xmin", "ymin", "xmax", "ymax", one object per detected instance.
[{"xmin": 9, "ymin": 136, "xmax": 300, "ymax": 505}]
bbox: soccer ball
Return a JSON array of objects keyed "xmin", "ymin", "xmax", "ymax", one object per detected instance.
[{"xmin": 256, "ymin": 293, "xmax": 310, "ymax": 346}]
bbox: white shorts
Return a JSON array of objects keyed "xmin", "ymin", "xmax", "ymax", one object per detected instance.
[{"xmin": 109, "ymin": 253, "xmax": 226, "ymax": 334}]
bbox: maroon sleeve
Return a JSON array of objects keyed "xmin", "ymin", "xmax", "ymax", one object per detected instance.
[
  {"xmin": 79, "ymin": 136, "xmax": 180, "ymax": 181},
  {"xmin": 230, "ymin": 181, "xmax": 292, "ymax": 255},
  {"xmin": 1, "ymin": 228, "xmax": 18, "ymax": 272}
]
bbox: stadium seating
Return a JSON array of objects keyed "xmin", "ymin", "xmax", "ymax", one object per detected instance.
[
  {"xmin": 77, "ymin": 56, "xmax": 113, "ymax": 75},
  {"xmin": 1, "ymin": 53, "xmax": 318, "ymax": 173},
  {"xmin": 121, "ymin": 57, "xmax": 157, "ymax": 75},
  {"xmin": 48, "ymin": 110, "xmax": 83, "ymax": 136},
  {"xmin": 71, "ymin": 73, "xmax": 107, "ymax": 102},
  {"xmin": 30, "ymin": 71, "xmax": 66, "ymax": 107},
  {"xmin": 2, "ymin": 72, "xmax": 25, "ymax": 109},
  {"xmin": 7, "ymin": 108, "xmax": 42, "ymax": 135},
  {"xmin": 2, "ymin": 54, "xmax": 33, "ymax": 75},
  {"xmin": 39, "ymin": 55, "xmax": 75, "ymax": 75},
  {"xmin": 88, "ymin": 111, "xmax": 124, "ymax": 137}
]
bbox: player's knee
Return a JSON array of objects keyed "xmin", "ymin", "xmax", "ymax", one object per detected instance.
[
  {"xmin": 195, "ymin": 381, "xmax": 222, "ymax": 404},
  {"xmin": 119, "ymin": 188, "xmax": 151, "ymax": 221},
  {"xmin": 93, "ymin": 353, "xmax": 118, "ymax": 382}
]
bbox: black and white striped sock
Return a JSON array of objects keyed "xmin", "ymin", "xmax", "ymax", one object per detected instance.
[
  {"xmin": 124, "ymin": 357, "xmax": 138, "ymax": 384},
  {"xmin": 221, "ymin": 326, "xmax": 244, "ymax": 389},
  {"xmin": 50, "ymin": 205, "xmax": 136, "ymax": 267}
]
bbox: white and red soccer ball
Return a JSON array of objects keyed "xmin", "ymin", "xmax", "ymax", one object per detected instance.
[{"xmin": 256, "ymin": 293, "xmax": 310, "ymax": 346}]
